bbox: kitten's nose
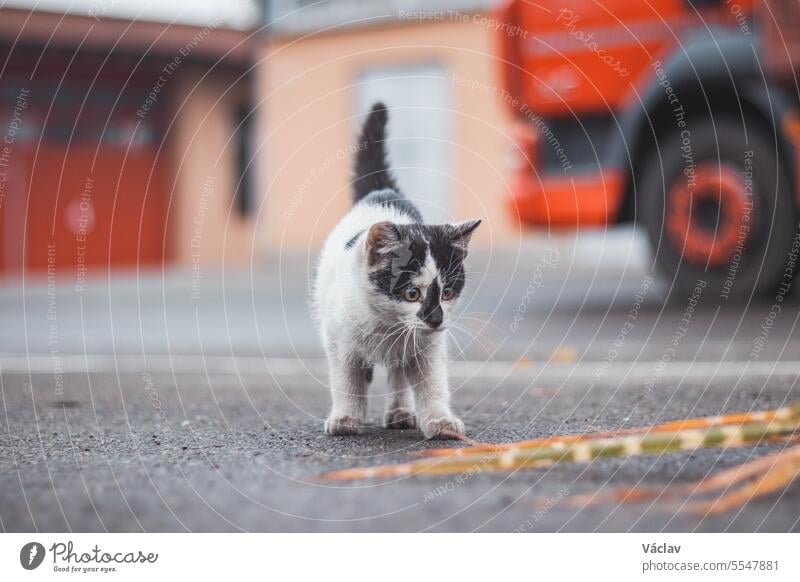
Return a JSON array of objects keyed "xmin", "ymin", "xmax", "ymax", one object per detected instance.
[{"xmin": 422, "ymin": 305, "xmax": 443, "ymax": 329}]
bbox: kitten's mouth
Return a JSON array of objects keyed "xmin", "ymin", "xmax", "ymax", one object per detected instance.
[{"xmin": 423, "ymin": 326, "xmax": 446, "ymax": 333}]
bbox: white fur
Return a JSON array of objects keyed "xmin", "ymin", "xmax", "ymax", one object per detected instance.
[{"xmin": 312, "ymin": 201, "xmax": 465, "ymax": 439}]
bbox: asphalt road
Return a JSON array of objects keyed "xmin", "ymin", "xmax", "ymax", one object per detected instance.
[{"xmin": 2, "ymin": 234, "xmax": 800, "ymax": 532}]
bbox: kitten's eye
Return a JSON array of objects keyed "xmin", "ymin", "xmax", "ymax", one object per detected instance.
[
  {"xmin": 403, "ymin": 287, "xmax": 421, "ymax": 302},
  {"xmin": 441, "ymin": 286, "xmax": 455, "ymax": 301}
]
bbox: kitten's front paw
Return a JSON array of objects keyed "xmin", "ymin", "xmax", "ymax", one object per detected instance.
[
  {"xmin": 324, "ymin": 415, "xmax": 362, "ymax": 436},
  {"xmin": 422, "ymin": 416, "xmax": 465, "ymax": 440},
  {"xmin": 384, "ymin": 408, "xmax": 417, "ymax": 429}
]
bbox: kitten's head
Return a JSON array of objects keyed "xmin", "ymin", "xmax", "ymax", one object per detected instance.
[{"xmin": 363, "ymin": 219, "xmax": 481, "ymax": 332}]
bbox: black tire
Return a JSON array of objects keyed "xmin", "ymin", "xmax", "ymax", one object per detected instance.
[{"xmin": 640, "ymin": 117, "xmax": 797, "ymax": 300}]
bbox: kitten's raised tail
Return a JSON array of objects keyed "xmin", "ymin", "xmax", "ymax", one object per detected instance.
[{"xmin": 353, "ymin": 102, "xmax": 399, "ymax": 203}]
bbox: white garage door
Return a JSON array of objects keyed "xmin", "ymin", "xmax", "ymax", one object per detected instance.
[{"xmin": 356, "ymin": 63, "xmax": 451, "ymax": 224}]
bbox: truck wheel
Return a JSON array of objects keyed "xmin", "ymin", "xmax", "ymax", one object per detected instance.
[{"xmin": 640, "ymin": 118, "xmax": 797, "ymax": 299}]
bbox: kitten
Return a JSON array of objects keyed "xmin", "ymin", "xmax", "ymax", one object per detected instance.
[{"xmin": 312, "ymin": 102, "xmax": 481, "ymax": 439}]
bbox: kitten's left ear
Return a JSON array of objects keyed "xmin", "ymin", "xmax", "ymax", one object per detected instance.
[
  {"xmin": 448, "ymin": 219, "xmax": 482, "ymax": 252},
  {"xmin": 365, "ymin": 221, "xmax": 400, "ymax": 266}
]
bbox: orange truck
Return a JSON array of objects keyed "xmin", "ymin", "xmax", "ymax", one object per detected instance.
[{"xmin": 496, "ymin": 0, "xmax": 800, "ymax": 298}]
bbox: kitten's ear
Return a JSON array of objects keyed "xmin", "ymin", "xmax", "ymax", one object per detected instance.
[
  {"xmin": 448, "ymin": 219, "xmax": 481, "ymax": 252},
  {"xmin": 366, "ymin": 221, "xmax": 400, "ymax": 266}
]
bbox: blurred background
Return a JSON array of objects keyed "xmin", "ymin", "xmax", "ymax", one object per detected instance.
[
  {"xmin": 0, "ymin": 0, "xmax": 651, "ymax": 281},
  {"xmin": 0, "ymin": 0, "xmax": 516, "ymax": 278},
  {"xmin": 2, "ymin": 0, "xmax": 799, "ymax": 358},
  {"xmin": 2, "ymin": 0, "xmax": 799, "ymax": 355},
  {"xmin": 2, "ymin": 0, "xmax": 796, "ymax": 290}
]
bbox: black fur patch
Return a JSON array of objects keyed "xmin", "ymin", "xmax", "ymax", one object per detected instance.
[
  {"xmin": 344, "ymin": 230, "xmax": 364, "ymax": 250},
  {"xmin": 427, "ymin": 227, "xmax": 467, "ymax": 298},
  {"xmin": 353, "ymin": 103, "xmax": 399, "ymax": 202},
  {"xmin": 418, "ymin": 279, "xmax": 443, "ymax": 327}
]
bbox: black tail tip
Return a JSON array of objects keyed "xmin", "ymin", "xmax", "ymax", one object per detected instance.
[{"xmin": 368, "ymin": 102, "xmax": 389, "ymax": 125}]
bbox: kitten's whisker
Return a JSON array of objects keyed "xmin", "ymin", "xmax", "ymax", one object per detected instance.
[
  {"xmin": 373, "ymin": 323, "xmax": 405, "ymax": 350},
  {"xmin": 349, "ymin": 311, "xmax": 402, "ymax": 339},
  {"xmin": 448, "ymin": 321, "xmax": 493, "ymax": 356},
  {"xmin": 448, "ymin": 323, "xmax": 486, "ymax": 361},
  {"xmin": 360, "ymin": 327, "xmax": 397, "ymax": 366},
  {"xmin": 370, "ymin": 321, "xmax": 406, "ymax": 342},
  {"xmin": 401, "ymin": 326, "xmax": 412, "ymax": 365},
  {"xmin": 454, "ymin": 314, "xmax": 505, "ymax": 335},
  {"xmin": 454, "ymin": 329, "xmax": 493, "ymax": 357},
  {"xmin": 447, "ymin": 328, "xmax": 468, "ymax": 361},
  {"xmin": 379, "ymin": 322, "xmax": 412, "ymax": 363},
  {"xmin": 448, "ymin": 320, "xmax": 484, "ymax": 340},
  {"xmin": 368, "ymin": 323, "xmax": 408, "ymax": 363},
  {"xmin": 401, "ymin": 325, "xmax": 415, "ymax": 366}
]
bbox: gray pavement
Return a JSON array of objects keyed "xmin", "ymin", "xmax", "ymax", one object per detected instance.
[{"xmin": 2, "ymin": 234, "xmax": 800, "ymax": 532}]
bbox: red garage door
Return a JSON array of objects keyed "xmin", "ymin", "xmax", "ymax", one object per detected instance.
[{"xmin": 0, "ymin": 48, "xmax": 167, "ymax": 278}]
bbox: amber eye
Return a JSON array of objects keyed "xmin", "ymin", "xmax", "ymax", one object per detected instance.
[
  {"xmin": 441, "ymin": 286, "xmax": 455, "ymax": 301},
  {"xmin": 403, "ymin": 287, "xmax": 421, "ymax": 302}
]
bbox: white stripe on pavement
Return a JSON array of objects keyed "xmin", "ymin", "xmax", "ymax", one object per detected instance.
[{"xmin": 0, "ymin": 354, "xmax": 798, "ymax": 380}]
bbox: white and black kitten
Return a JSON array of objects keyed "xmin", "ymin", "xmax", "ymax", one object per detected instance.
[{"xmin": 312, "ymin": 103, "xmax": 481, "ymax": 439}]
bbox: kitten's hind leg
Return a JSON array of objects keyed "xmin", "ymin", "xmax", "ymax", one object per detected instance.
[
  {"xmin": 384, "ymin": 366, "xmax": 416, "ymax": 429},
  {"xmin": 325, "ymin": 357, "xmax": 371, "ymax": 436}
]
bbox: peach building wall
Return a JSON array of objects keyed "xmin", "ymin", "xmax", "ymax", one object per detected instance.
[
  {"xmin": 256, "ymin": 16, "xmax": 522, "ymax": 257},
  {"xmin": 169, "ymin": 70, "xmax": 255, "ymax": 268}
]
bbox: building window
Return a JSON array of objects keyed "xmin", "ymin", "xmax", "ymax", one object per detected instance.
[{"xmin": 233, "ymin": 103, "xmax": 253, "ymax": 218}]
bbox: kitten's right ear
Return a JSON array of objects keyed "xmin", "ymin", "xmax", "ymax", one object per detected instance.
[{"xmin": 366, "ymin": 221, "xmax": 399, "ymax": 266}]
